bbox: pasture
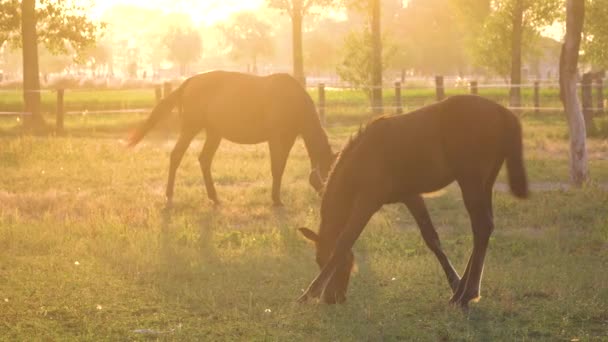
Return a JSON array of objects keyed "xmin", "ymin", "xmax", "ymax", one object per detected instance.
[{"xmin": 1, "ymin": 101, "xmax": 607, "ymax": 340}]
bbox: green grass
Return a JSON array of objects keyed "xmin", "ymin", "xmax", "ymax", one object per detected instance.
[
  {"xmin": 0, "ymin": 89, "xmax": 156, "ymax": 113},
  {"xmin": 1, "ymin": 105, "xmax": 607, "ymax": 340}
]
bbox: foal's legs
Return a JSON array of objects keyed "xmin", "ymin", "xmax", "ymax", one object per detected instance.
[
  {"xmin": 198, "ymin": 133, "xmax": 222, "ymax": 204},
  {"xmin": 450, "ymin": 184, "xmax": 494, "ymax": 308},
  {"xmin": 268, "ymin": 135, "xmax": 296, "ymax": 206},
  {"xmin": 403, "ymin": 195, "xmax": 460, "ymax": 292},
  {"xmin": 166, "ymin": 129, "xmax": 198, "ymax": 204}
]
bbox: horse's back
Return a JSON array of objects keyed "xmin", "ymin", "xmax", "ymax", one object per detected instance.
[
  {"xmin": 435, "ymin": 95, "xmax": 516, "ymax": 178},
  {"xmin": 359, "ymin": 95, "xmax": 518, "ymax": 195},
  {"xmin": 181, "ymin": 71, "xmax": 315, "ymax": 144}
]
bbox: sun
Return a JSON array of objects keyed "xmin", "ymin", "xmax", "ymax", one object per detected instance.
[{"xmin": 88, "ymin": 0, "xmax": 265, "ymax": 26}]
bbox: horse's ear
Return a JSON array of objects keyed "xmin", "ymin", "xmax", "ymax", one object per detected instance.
[{"xmin": 298, "ymin": 227, "xmax": 319, "ymax": 242}]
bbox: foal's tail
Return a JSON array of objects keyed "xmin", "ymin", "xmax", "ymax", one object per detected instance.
[
  {"xmin": 126, "ymin": 82, "xmax": 187, "ymax": 147},
  {"xmin": 504, "ymin": 110, "xmax": 529, "ymax": 198}
]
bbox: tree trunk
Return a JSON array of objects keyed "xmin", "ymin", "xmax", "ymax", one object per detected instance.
[
  {"xmin": 559, "ymin": 0, "xmax": 587, "ymax": 186},
  {"xmin": 509, "ymin": 0, "xmax": 523, "ymax": 109},
  {"xmin": 291, "ymin": 0, "xmax": 305, "ymax": 85},
  {"xmin": 21, "ymin": 0, "xmax": 45, "ymax": 130},
  {"xmin": 370, "ymin": 0, "xmax": 382, "ymax": 114}
]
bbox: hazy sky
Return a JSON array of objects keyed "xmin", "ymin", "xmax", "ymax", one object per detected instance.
[{"xmin": 89, "ymin": 0, "xmax": 265, "ymax": 26}]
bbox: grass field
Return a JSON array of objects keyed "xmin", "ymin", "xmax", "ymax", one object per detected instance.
[{"xmin": 1, "ymin": 103, "xmax": 607, "ymax": 340}]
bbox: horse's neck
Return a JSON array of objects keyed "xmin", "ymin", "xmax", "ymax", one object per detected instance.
[
  {"xmin": 318, "ymin": 165, "xmax": 355, "ymax": 243},
  {"xmin": 302, "ymin": 119, "xmax": 332, "ymax": 167}
]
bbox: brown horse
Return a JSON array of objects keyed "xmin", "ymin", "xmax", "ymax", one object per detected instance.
[
  {"xmin": 127, "ymin": 71, "xmax": 335, "ymax": 206},
  {"xmin": 298, "ymin": 95, "xmax": 528, "ymax": 309}
]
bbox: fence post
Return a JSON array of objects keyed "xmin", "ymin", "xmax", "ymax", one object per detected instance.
[
  {"xmin": 318, "ymin": 83, "xmax": 326, "ymax": 126},
  {"xmin": 596, "ymin": 76, "xmax": 604, "ymax": 115},
  {"xmin": 469, "ymin": 81, "xmax": 478, "ymax": 95},
  {"xmin": 394, "ymin": 81, "xmax": 403, "ymax": 114},
  {"xmin": 435, "ymin": 76, "xmax": 445, "ymax": 101},
  {"xmin": 56, "ymin": 89, "xmax": 64, "ymax": 134},
  {"xmin": 533, "ymin": 81, "xmax": 540, "ymax": 114},
  {"xmin": 155, "ymin": 85, "xmax": 162, "ymax": 104},
  {"xmin": 581, "ymin": 72, "xmax": 594, "ymax": 130}
]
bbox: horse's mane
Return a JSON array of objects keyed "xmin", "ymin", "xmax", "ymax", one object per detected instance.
[{"xmin": 321, "ymin": 115, "xmax": 390, "ymax": 197}]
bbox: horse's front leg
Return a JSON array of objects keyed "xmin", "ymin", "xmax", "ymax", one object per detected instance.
[{"xmin": 268, "ymin": 135, "xmax": 296, "ymax": 206}]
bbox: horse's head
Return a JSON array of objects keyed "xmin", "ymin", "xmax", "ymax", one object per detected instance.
[
  {"xmin": 298, "ymin": 227, "xmax": 354, "ymax": 304},
  {"xmin": 309, "ymin": 152, "xmax": 338, "ymax": 193}
]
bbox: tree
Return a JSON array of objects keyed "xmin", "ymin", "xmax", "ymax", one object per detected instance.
[
  {"xmin": 559, "ymin": 0, "xmax": 587, "ymax": 186},
  {"xmin": 219, "ymin": 11, "xmax": 273, "ymax": 74},
  {"xmin": 0, "ymin": 0, "xmax": 102, "ymax": 131},
  {"xmin": 461, "ymin": 0, "xmax": 560, "ymax": 106},
  {"xmin": 370, "ymin": 0, "xmax": 382, "ymax": 114},
  {"xmin": 39, "ymin": 46, "xmax": 73, "ymax": 77},
  {"xmin": 163, "ymin": 26, "xmax": 202, "ymax": 77},
  {"xmin": 266, "ymin": 0, "xmax": 337, "ymax": 85},
  {"xmin": 342, "ymin": 0, "xmax": 384, "ymax": 113},
  {"xmin": 392, "ymin": 0, "xmax": 470, "ymax": 76},
  {"xmin": 303, "ymin": 18, "xmax": 347, "ymax": 74},
  {"xmin": 336, "ymin": 29, "xmax": 396, "ymax": 100},
  {"xmin": 583, "ymin": 0, "xmax": 608, "ymax": 68}
]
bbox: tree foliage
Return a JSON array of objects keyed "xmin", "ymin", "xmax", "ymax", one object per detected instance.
[
  {"xmin": 463, "ymin": 0, "xmax": 561, "ymax": 79},
  {"xmin": 266, "ymin": 0, "xmax": 337, "ymax": 83},
  {"xmin": 163, "ymin": 26, "xmax": 202, "ymax": 76},
  {"xmin": 218, "ymin": 11, "xmax": 273, "ymax": 73},
  {"xmin": 584, "ymin": 0, "xmax": 608, "ymax": 68},
  {"xmin": 390, "ymin": 0, "xmax": 469, "ymax": 75},
  {"xmin": 336, "ymin": 28, "xmax": 396, "ymax": 98},
  {"xmin": 266, "ymin": 0, "xmax": 337, "ymax": 17},
  {"xmin": 0, "ymin": 0, "xmax": 103, "ymax": 61}
]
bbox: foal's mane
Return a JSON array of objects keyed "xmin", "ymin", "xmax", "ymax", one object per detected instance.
[{"xmin": 321, "ymin": 115, "xmax": 390, "ymax": 197}]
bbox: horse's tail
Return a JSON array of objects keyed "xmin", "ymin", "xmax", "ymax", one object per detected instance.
[
  {"xmin": 503, "ymin": 109, "xmax": 529, "ymax": 198},
  {"xmin": 126, "ymin": 82, "xmax": 186, "ymax": 147}
]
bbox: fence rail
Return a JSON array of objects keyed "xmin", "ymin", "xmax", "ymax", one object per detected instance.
[{"xmin": 1, "ymin": 77, "xmax": 606, "ymax": 133}]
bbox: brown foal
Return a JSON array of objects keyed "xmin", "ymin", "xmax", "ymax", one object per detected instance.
[{"xmin": 298, "ymin": 95, "xmax": 528, "ymax": 309}]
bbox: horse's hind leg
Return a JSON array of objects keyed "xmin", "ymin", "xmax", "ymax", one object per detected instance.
[
  {"xmin": 268, "ymin": 135, "xmax": 296, "ymax": 206},
  {"xmin": 198, "ymin": 132, "xmax": 222, "ymax": 204},
  {"xmin": 403, "ymin": 195, "xmax": 460, "ymax": 293},
  {"xmin": 450, "ymin": 182, "xmax": 494, "ymax": 309},
  {"xmin": 166, "ymin": 129, "xmax": 197, "ymax": 205}
]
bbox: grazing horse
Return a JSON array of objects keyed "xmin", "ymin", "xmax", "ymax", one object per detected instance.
[
  {"xmin": 298, "ymin": 95, "xmax": 528, "ymax": 309},
  {"xmin": 127, "ymin": 71, "xmax": 335, "ymax": 206}
]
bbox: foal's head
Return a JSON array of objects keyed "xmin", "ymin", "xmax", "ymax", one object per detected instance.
[{"xmin": 298, "ymin": 227, "xmax": 354, "ymax": 304}]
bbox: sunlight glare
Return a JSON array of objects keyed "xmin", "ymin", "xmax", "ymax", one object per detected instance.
[{"xmin": 89, "ymin": 0, "xmax": 264, "ymax": 26}]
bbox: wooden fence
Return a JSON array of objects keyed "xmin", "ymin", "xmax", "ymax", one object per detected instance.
[{"xmin": 1, "ymin": 76, "xmax": 606, "ymax": 133}]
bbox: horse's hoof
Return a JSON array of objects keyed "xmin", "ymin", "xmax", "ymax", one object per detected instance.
[
  {"xmin": 449, "ymin": 298, "xmax": 469, "ymax": 312},
  {"xmin": 273, "ymin": 201, "xmax": 284, "ymax": 207},
  {"xmin": 297, "ymin": 293, "xmax": 310, "ymax": 303},
  {"xmin": 450, "ymin": 292, "xmax": 478, "ymax": 312},
  {"xmin": 165, "ymin": 197, "xmax": 173, "ymax": 209}
]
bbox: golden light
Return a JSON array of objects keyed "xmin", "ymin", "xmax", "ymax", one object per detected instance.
[{"xmin": 89, "ymin": 0, "xmax": 264, "ymax": 26}]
